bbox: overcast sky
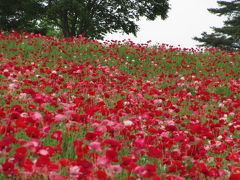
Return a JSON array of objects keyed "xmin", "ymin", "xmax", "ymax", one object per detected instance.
[{"xmin": 104, "ymin": 0, "xmax": 226, "ymax": 48}]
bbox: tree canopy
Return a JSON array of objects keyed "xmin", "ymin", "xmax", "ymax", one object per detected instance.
[
  {"xmin": 194, "ymin": 0, "xmax": 240, "ymax": 51},
  {"xmin": 0, "ymin": 0, "xmax": 170, "ymax": 39},
  {"xmin": 0, "ymin": 0, "xmax": 47, "ymax": 34}
]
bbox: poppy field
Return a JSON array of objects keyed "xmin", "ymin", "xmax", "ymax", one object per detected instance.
[{"xmin": 0, "ymin": 32, "xmax": 240, "ymax": 180}]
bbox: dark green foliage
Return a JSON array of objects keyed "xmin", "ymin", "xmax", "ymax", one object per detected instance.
[
  {"xmin": 0, "ymin": 0, "xmax": 48, "ymax": 34},
  {"xmin": 44, "ymin": 0, "xmax": 170, "ymax": 39},
  {"xmin": 194, "ymin": 0, "xmax": 240, "ymax": 51},
  {"xmin": 0, "ymin": 0, "xmax": 170, "ymax": 39}
]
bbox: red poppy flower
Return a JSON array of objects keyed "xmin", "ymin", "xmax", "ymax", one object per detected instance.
[
  {"xmin": 25, "ymin": 126, "xmax": 40, "ymax": 139},
  {"xmin": 36, "ymin": 156, "xmax": 51, "ymax": 168},
  {"xmin": 51, "ymin": 130, "xmax": 63, "ymax": 142},
  {"xmin": 142, "ymin": 164, "xmax": 156, "ymax": 178},
  {"xmin": 147, "ymin": 146, "xmax": 162, "ymax": 159},
  {"xmin": 106, "ymin": 149, "xmax": 118, "ymax": 162},
  {"xmin": 20, "ymin": 158, "xmax": 33, "ymax": 172},
  {"xmin": 85, "ymin": 132, "xmax": 97, "ymax": 141},
  {"xmin": 2, "ymin": 160, "xmax": 18, "ymax": 177},
  {"xmin": 103, "ymin": 139, "xmax": 121, "ymax": 150},
  {"xmin": 11, "ymin": 105, "xmax": 24, "ymax": 113},
  {"xmin": 229, "ymin": 173, "xmax": 240, "ymax": 180},
  {"xmin": 78, "ymin": 160, "xmax": 93, "ymax": 174},
  {"xmin": 10, "ymin": 111, "xmax": 20, "ymax": 120},
  {"xmin": 59, "ymin": 158, "xmax": 71, "ymax": 167},
  {"xmin": 95, "ymin": 170, "xmax": 108, "ymax": 180},
  {"xmin": 14, "ymin": 146, "xmax": 27, "ymax": 162}
]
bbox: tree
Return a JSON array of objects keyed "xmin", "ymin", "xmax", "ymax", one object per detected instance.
[
  {"xmin": 44, "ymin": 0, "xmax": 170, "ymax": 39},
  {"xmin": 1, "ymin": 0, "xmax": 170, "ymax": 39},
  {"xmin": 194, "ymin": 0, "xmax": 240, "ymax": 51},
  {"xmin": 0, "ymin": 0, "xmax": 48, "ymax": 34}
]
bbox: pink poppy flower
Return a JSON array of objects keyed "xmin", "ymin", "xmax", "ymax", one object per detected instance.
[
  {"xmin": 54, "ymin": 114, "xmax": 66, "ymax": 122},
  {"xmin": 30, "ymin": 112, "xmax": 43, "ymax": 123},
  {"xmin": 88, "ymin": 142, "xmax": 102, "ymax": 152}
]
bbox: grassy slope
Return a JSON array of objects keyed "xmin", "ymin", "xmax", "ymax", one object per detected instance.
[{"xmin": 0, "ymin": 32, "xmax": 240, "ymax": 179}]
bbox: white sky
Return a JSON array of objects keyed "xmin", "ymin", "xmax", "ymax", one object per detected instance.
[{"xmin": 104, "ymin": 0, "xmax": 226, "ymax": 48}]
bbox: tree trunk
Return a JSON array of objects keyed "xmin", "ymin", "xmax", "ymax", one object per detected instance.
[{"xmin": 61, "ymin": 11, "xmax": 70, "ymax": 37}]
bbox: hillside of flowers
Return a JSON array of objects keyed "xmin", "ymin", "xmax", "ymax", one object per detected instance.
[{"xmin": 0, "ymin": 31, "xmax": 240, "ymax": 180}]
